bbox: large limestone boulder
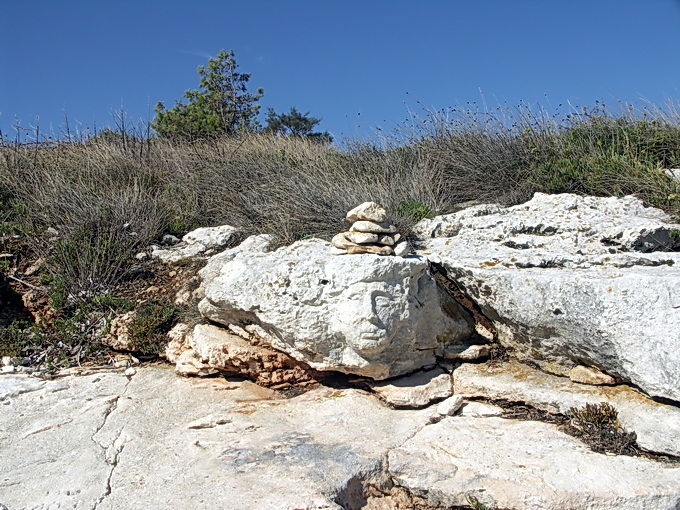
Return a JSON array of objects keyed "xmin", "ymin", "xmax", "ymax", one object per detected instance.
[
  {"xmin": 198, "ymin": 238, "xmax": 474, "ymax": 380},
  {"xmin": 414, "ymin": 193, "xmax": 680, "ymax": 401}
]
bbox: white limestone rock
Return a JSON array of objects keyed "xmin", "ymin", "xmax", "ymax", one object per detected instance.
[
  {"xmin": 389, "ymin": 416, "xmax": 680, "ymax": 510},
  {"xmin": 393, "ymin": 240, "xmax": 411, "ymax": 257},
  {"xmin": 436, "ymin": 395, "xmax": 464, "ymax": 416},
  {"xmin": 414, "ymin": 193, "xmax": 680, "ymax": 401},
  {"xmin": 664, "ymin": 168, "xmax": 680, "ymax": 181},
  {"xmin": 457, "ymin": 401, "xmax": 504, "ymax": 417},
  {"xmin": 346, "ymin": 201, "xmax": 389, "ymax": 223},
  {"xmin": 193, "ymin": 234, "xmax": 274, "ymax": 302},
  {"xmin": 369, "ymin": 368, "xmax": 453, "ymax": 408},
  {"xmin": 454, "ymin": 360, "xmax": 680, "ymax": 457},
  {"xmin": 442, "ymin": 343, "xmax": 491, "ymax": 361},
  {"xmin": 346, "ymin": 231, "xmax": 380, "ymax": 244},
  {"xmin": 377, "ymin": 233, "xmax": 399, "ymax": 246},
  {"xmin": 0, "ymin": 367, "xmax": 434, "ymax": 510},
  {"xmin": 569, "ymin": 365, "xmax": 616, "ymax": 385},
  {"xmin": 199, "ymin": 238, "xmax": 474, "ymax": 379},
  {"xmin": 152, "ymin": 225, "xmax": 240, "ymax": 264},
  {"xmin": 350, "ymin": 220, "xmax": 397, "ymax": 234}
]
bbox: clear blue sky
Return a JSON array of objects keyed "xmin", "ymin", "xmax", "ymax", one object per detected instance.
[{"xmin": 2, "ymin": 0, "xmax": 680, "ymax": 142}]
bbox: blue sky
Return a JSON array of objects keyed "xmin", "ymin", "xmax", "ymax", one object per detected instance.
[{"xmin": 2, "ymin": 0, "xmax": 680, "ymax": 142}]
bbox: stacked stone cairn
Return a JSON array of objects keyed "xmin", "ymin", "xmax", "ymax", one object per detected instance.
[{"xmin": 331, "ymin": 202, "xmax": 410, "ymax": 256}]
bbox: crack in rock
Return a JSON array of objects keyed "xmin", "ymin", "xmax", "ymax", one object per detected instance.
[{"xmin": 90, "ymin": 373, "xmax": 133, "ymax": 510}]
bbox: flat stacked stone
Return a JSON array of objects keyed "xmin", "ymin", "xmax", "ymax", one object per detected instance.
[{"xmin": 331, "ymin": 202, "xmax": 410, "ymax": 256}]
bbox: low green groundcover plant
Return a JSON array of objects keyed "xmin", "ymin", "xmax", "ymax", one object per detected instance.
[{"xmin": 566, "ymin": 402, "xmax": 638, "ymax": 456}]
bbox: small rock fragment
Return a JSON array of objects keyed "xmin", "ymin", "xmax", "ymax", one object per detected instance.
[
  {"xmin": 370, "ymin": 368, "xmax": 453, "ymax": 408},
  {"xmin": 436, "ymin": 395, "xmax": 464, "ymax": 416},
  {"xmin": 393, "ymin": 241, "xmax": 410, "ymax": 257},
  {"xmin": 331, "ymin": 232, "xmax": 353, "ymax": 249},
  {"xmin": 457, "ymin": 401, "xmax": 504, "ymax": 417},
  {"xmin": 569, "ymin": 365, "xmax": 616, "ymax": 386},
  {"xmin": 346, "ymin": 244, "xmax": 394, "ymax": 256},
  {"xmin": 350, "ymin": 221, "xmax": 397, "ymax": 234},
  {"xmin": 443, "ymin": 344, "xmax": 491, "ymax": 361},
  {"xmin": 346, "ymin": 201, "xmax": 389, "ymax": 223},
  {"xmin": 346, "ymin": 232, "xmax": 380, "ymax": 244},
  {"xmin": 162, "ymin": 234, "xmax": 180, "ymax": 246},
  {"xmin": 376, "ymin": 234, "xmax": 399, "ymax": 246}
]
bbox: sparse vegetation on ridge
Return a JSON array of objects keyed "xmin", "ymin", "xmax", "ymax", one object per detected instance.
[{"xmin": 1, "ymin": 98, "xmax": 680, "ymax": 369}]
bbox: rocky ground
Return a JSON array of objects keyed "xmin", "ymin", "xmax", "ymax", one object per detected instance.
[
  {"xmin": 2, "ymin": 194, "xmax": 680, "ymax": 509},
  {"xmin": 2, "ymin": 364, "xmax": 680, "ymax": 510}
]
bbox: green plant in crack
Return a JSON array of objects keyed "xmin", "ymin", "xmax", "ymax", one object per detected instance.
[
  {"xmin": 127, "ymin": 301, "xmax": 176, "ymax": 355},
  {"xmin": 566, "ymin": 402, "xmax": 638, "ymax": 456},
  {"xmin": 466, "ymin": 495, "xmax": 490, "ymax": 510}
]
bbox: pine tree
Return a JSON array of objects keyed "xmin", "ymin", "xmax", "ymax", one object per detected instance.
[{"xmin": 153, "ymin": 50, "xmax": 263, "ymax": 140}]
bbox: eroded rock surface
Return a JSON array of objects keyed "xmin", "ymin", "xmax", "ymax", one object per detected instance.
[
  {"xmin": 3, "ymin": 367, "xmax": 679, "ymax": 510},
  {"xmin": 198, "ymin": 238, "xmax": 473, "ymax": 379},
  {"xmin": 0, "ymin": 367, "xmax": 432, "ymax": 510},
  {"xmin": 454, "ymin": 360, "xmax": 680, "ymax": 457},
  {"xmin": 415, "ymin": 193, "xmax": 680, "ymax": 401},
  {"xmin": 389, "ymin": 416, "xmax": 680, "ymax": 510},
  {"xmin": 172, "ymin": 323, "xmax": 320, "ymax": 388},
  {"xmin": 151, "ymin": 225, "xmax": 240, "ymax": 264}
]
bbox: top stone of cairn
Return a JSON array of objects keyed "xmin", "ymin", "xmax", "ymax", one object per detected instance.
[{"xmin": 346, "ymin": 202, "xmax": 388, "ymax": 223}]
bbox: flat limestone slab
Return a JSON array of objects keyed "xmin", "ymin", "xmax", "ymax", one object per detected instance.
[
  {"xmin": 389, "ymin": 416, "xmax": 680, "ymax": 510},
  {"xmin": 0, "ymin": 367, "xmax": 432, "ymax": 510},
  {"xmin": 453, "ymin": 361, "xmax": 680, "ymax": 457},
  {"xmin": 0, "ymin": 371, "xmax": 130, "ymax": 510}
]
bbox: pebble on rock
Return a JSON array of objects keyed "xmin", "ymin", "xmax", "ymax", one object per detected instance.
[
  {"xmin": 569, "ymin": 365, "xmax": 616, "ymax": 386},
  {"xmin": 331, "ymin": 203, "xmax": 407, "ymax": 256},
  {"xmin": 346, "ymin": 201, "xmax": 389, "ymax": 223},
  {"xmin": 331, "ymin": 233, "xmax": 354, "ymax": 250},
  {"xmin": 346, "ymin": 232, "xmax": 380, "ymax": 244},
  {"xmin": 346, "ymin": 244, "xmax": 394, "ymax": 256},
  {"xmin": 350, "ymin": 220, "xmax": 398, "ymax": 234}
]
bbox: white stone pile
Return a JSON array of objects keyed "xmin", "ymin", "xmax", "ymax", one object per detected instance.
[{"xmin": 331, "ymin": 202, "xmax": 409, "ymax": 256}]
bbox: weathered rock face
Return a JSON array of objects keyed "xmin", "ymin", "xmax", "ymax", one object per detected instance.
[
  {"xmin": 414, "ymin": 193, "xmax": 680, "ymax": 401},
  {"xmin": 0, "ymin": 367, "xmax": 433, "ymax": 510},
  {"xmin": 389, "ymin": 416, "xmax": 680, "ymax": 510},
  {"xmin": 4, "ymin": 367, "xmax": 680, "ymax": 509},
  {"xmin": 151, "ymin": 225, "xmax": 240, "ymax": 264},
  {"xmin": 454, "ymin": 360, "xmax": 680, "ymax": 457},
  {"xmin": 199, "ymin": 238, "xmax": 474, "ymax": 380},
  {"xmin": 172, "ymin": 323, "xmax": 320, "ymax": 388}
]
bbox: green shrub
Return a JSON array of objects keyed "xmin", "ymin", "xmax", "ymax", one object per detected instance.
[
  {"xmin": 391, "ymin": 200, "xmax": 435, "ymax": 222},
  {"xmin": 127, "ymin": 301, "xmax": 176, "ymax": 355},
  {"xmin": 566, "ymin": 402, "xmax": 638, "ymax": 455},
  {"xmin": 0, "ymin": 320, "xmax": 30, "ymax": 357}
]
